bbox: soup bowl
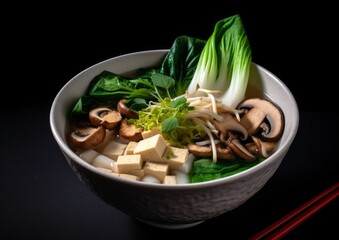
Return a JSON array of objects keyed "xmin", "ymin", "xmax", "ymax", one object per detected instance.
[{"xmin": 50, "ymin": 49, "xmax": 299, "ymax": 229}]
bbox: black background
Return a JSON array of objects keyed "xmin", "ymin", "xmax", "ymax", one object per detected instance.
[{"xmin": 2, "ymin": 1, "xmax": 338, "ymax": 239}]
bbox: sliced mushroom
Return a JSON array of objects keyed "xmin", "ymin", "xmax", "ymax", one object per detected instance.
[
  {"xmin": 237, "ymin": 98, "xmax": 284, "ymax": 141},
  {"xmin": 89, "ymin": 107, "xmax": 122, "ymax": 130},
  {"xmin": 213, "ymin": 112, "xmax": 248, "ymax": 140},
  {"xmin": 216, "ymin": 145, "xmax": 235, "ymax": 159},
  {"xmin": 250, "ymin": 135, "xmax": 277, "ymax": 158},
  {"xmin": 117, "ymin": 99, "xmax": 139, "ymax": 119},
  {"xmin": 187, "ymin": 143, "xmax": 235, "ymax": 160},
  {"xmin": 187, "ymin": 143, "xmax": 211, "ymax": 158},
  {"xmin": 68, "ymin": 125, "xmax": 106, "ymax": 150},
  {"xmin": 118, "ymin": 119, "xmax": 143, "ymax": 142},
  {"xmin": 228, "ymin": 137, "xmax": 256, "ymax": 161}
]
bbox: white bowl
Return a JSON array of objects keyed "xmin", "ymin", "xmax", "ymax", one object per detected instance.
[{"xmin": 50, "ymin": 50, "xmax": 299, "ymax": 229}]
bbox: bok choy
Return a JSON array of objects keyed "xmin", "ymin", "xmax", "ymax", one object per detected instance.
[{"xmin": 186, "ymin": 14, "xmax": 252, "ymax": 108}]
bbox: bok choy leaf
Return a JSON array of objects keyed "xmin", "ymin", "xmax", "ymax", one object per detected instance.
[
  {"xmin": 186, "ymin": 14, "xmax": 252, "ymax": 108},
  {"xmin": 160, "ymin": 35, "xmax": 206, "ymax": 97}
]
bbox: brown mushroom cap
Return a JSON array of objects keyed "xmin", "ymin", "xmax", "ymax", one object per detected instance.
[
  {"xmin": 119, "ymin": 119, "xmax": 143, "ymax": 142},
  {"xmin": 68, "ymin": 125, "xmax": 106, "ymax": 150},
  {"xmin": 237, "ymin": 98, "xmax": 284, "ymax": 140},
  {"xmin": 89, "ymin": 107, "xmax": 122, "ymax": 130},
  {"xmin": 117, "ymin": 99, "xmax": 139, "ymax": 119}
]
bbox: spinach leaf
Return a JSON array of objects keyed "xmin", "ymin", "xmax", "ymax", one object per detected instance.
[
  {"xmin": 189, "ymin": 158, "xmax": 262, "ymax": 183},
  {"xmin": 69, "ymin": 70, "xmax": 160, "ymax": 119}
]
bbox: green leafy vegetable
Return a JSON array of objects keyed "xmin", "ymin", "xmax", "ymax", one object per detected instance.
[
  {"xmin": 189, "ymin": 158, "xmax": 262, "ymax": 183},
  {"xmin": 133, "ymin": 97, "xmax": 204, "ymax": 147},
  {"xmin": 186, "ymin": 14, "xmax": 252, "ymax": 108},
  {"xmin": 151, "ymin": 73, "xmax": 175, "ymax": 100},
  {"xmin": 160, "ymin": 35, "xmax": 206, "ymax": 97},
  {"xmin": 69, "ymin": 70, "xmax": 177, "ymax": 120},
  {"xmin": 69, "ymin": 35, "xmax": 206, "ymax": 120},
  {"xmin": 161, "ymin": 117, "xmax": 178, "ymax": 133}
]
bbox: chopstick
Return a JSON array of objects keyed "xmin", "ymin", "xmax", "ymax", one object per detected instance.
[{"xmin": 249, "ymin": 182, "xmax": 339, "ymax": 240}]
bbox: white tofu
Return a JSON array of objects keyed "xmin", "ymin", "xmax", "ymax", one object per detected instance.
[
  {"xmin": 92, "ymin": 154, "xmax": 117, "ymax": 172},
  {"xmin": 124, "ymin": 141, "xmax": 138, "ymax": 155},
  {"xmin": 162, "ymin": 146, "xmax": 189, "ymax": 169},
  {"xmin": 116, "ymin": 154, "xmax": 143, "ymax": 173},
  {"xmin": 102, "ymin": 140, "xmax": 127, "ymax": 160},
  {"xmin": 143, "ymin": 162, "xmax": 169, "ymax": 182},
  {"xmin": 126, "ymin": 168, "xmax": 145, "ymax": 178},
  {"xmin": 163, "ymin": 175, "xmax": 177, "ymax": 185},
  {"xmin": 78, "ymin": 149, "xmax": 100, "ymax": 164},
  {"xmin": 141, "ymin": 128, "xmax": 161, "ymax": 139},
  {"xmin": 175, "ymin": 153, "xmax": 195, "ymax": 174},
  {"xmin": 133, "ymin": 134, "xmax": 167, "ymax": 162}
]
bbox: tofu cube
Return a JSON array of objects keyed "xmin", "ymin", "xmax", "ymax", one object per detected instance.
[
  {"xmin": 116, "ymin": 154, "xmax": 143, "ymax": 174},
  {"xmin": 163, "ymin": 175, "xmax": 177, "ymax": 185},
  {"xmin": 126, "ymin": 169, "xmax": 145, "ymax": 178},
  {"xmin": 111, "ymin": 172, "xmax": 140, "ymax": 181},
  {"xmin": 144, "ymin": 162, "xmax": 169, "ymax": 182},
  {"xmin": 162, "ymin": 146, "xmax": 189, "ymax": 169},
  {"xmin": 97, "ymin": 167, "xmax": 112, "ymax": 173},
  {"xmin": 133, "ymin": 134, "xmax": 167, "ymax": 162},
  {"xmin": 102, "ymin": 140, "xmax": 127, "ymax": 160},
  {"xmin": 141, "ymin": 128, "xmax": 161, "ymax": 139},
  {"xmin": 124, "ymin": 141, "xmax": 138, "ymax": 155},
  {"xmin": 175, "ymin": 153, "xmax": 195, "ymax": 173}
]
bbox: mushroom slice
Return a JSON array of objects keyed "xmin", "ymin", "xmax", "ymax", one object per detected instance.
[
  {"xmin": 228, "ymin": 138, "xmax": 256, "ymax": 161},
  {"xmin": 245, "ymin": 143, "xmax": 258, "ymax": 156},
  {"xmin": 237, "ymin": 98, "xmax": 284, "ymax": 141},
  {"xmin": 117, "ymin": 99, "xmax": 139, "ymax": 119},
  {"xmin": 187, "ymin": 143, "xmax": 212, "ymax": 158},
  {"xmin": 251, "ymin": 136, "xmax": 277, "ymax": 158},
  {"xmin": 213, "ymin": 112, "xmax": 248, "ymax": 140},
  {"xmin": 216, "ymin": 145, "xmax": 235, "ymax": 160},
  {"xmin": 187, "ymin": 143, "xmax": 235, "ymax": 160},
  {"xmin": 69, "ymin": 125, "xmax": 106, "ymax": 150},
  {"xmin": 89, "ymin": 107, "xmax": 122, "ymax": 130},
  {"xmin": 119, "ymin": 119, "xmax": 143, "ymax": 142}
]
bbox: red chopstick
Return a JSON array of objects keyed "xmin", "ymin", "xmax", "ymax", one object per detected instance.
[{"xmin": 249, "ymin": 182, "xmax": 339, "ymax": 240}]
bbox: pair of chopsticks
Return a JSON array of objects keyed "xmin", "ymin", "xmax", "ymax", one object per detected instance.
[{"xmin": 249, "ymin": 182, "xmax": 338, "ymax": 240}]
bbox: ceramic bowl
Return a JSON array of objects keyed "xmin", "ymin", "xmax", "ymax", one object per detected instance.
[{"xmin": 50, "ymin": 50, "xmax": 299, "ymax": 229}]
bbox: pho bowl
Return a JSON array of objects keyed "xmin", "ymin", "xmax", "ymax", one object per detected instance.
[{"xmin": 50, "ymin": 50, "xmax": 299, "ymax": 229}]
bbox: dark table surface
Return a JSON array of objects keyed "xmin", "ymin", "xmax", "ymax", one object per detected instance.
[{"xmin": 2, "ymin": 2, "xmax": 338, "ymax": 239}]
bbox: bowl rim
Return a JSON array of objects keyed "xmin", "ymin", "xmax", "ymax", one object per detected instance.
[{"xmin": 50, "ymin": 49, "xmax": 299, "ymax": 190}]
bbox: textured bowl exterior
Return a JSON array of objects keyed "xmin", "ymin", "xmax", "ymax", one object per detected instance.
[{"xmin": 50, "ymin": 50, "xmax": 299, "ymax": 227}]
